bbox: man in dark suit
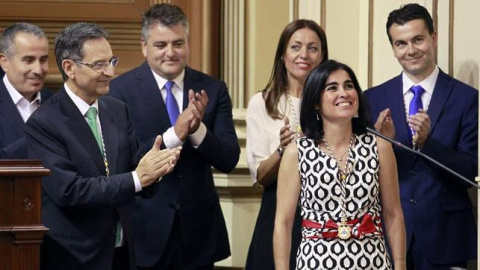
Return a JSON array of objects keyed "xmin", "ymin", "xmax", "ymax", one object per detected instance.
[
  {"xmin": 109, "ymin": 3, "xmax": 240, "ymax": 269},
  {"xmin": 26, "ymin": 22, "xmax": 181, "ymax": 270},
  {"xmin": 0, "ymin": 23, "xmax": 53, "ymax": 158},
  {"xmin": 365, "ymin": 4, "xmax": 477, "ymax": 269}
]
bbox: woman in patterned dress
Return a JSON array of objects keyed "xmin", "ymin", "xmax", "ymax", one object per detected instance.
[
  {"xmin": 245, "ymin": 20, "xmax": 328, "ymax": 270},
  {"xmin": 273, "ymin": 60, "xmax": 406, "ymax": 270}
]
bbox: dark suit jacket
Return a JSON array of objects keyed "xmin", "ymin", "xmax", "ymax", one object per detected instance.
[
  {"xmin": 365, "ymin": 69, "xmax": 478, "ymax": 264},
  {"xmin": 0, "ymin": 79, "xmax": 53, "ymax": 158},
  {"xmin": 109, "ymin": 62, "xmax": 240, "ymax": 267},
  {"xmin": 26, "ymin": 88, "xmax": 139, "ymax": 270}
]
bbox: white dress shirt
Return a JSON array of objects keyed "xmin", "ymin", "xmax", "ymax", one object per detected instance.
[
  {"xmin": 3, "ymin": 74, "xmax": 41, "ymax": 122},
  {"xmin": 151, "ymin": 69, "xmax": 207, "ymax": 149},
  {"xmin": 64, "ymin": 83, "xmax": 142, "ymax": 192},
  {"xmin": 402, "ymin": 66, "xmax": 439, "ymax": 114}
]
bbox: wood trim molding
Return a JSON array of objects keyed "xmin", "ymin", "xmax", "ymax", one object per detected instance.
[
  {"xmin": 0, "ymin": 1, "xmax": 149, "ymax": 22},
  {"xmin": 216, "ymin": 186, "xmax": 263, "ymax": 199},
  {"xmin": 292, "ymin": 0, "xmax": 299, "ymax": 20},
  {"xmin": 1, "ymin": 0, "xmax": 222, "ymax": 90},
  {"xmin": 367, "ymin": 0, "xmax": 373, "ymax": 88},
  {"xmin": 320, "ymin": 0, "xmax": 326, "ymax": 30},
  {"xmin": 448, "ymin": 0, "xmax": 454, "ymax": 76},
  {"xmin": 222, "ymin": 0, "xmax": 245, "ymax": 109}
]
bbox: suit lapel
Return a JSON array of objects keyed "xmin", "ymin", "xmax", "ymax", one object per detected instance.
[
  {"xmin": 183, "ymin": 67, "xmax": 201, "ymax": 110},
  {"xmin": 183, "ymin": 68, "xmax": 194, "ymax": 109},
  {"xmin": 0, "ymin": 81, "xmax": 26, "ymax": 137},
  {"xmin": 98, "ymin": 98, "xmax": 118, "ymax": 175},
  {"xmin": 387, "ymin": 75, "xmax": 413, "ymax": 146},
  {"xmin": 427, "ymin": 70, "xmax": 452, "ymax": 134},
  {"xmin": 58, "ymin": 88, "xmax": 105, "ymax": 173},
  {"xmin": 137, "ymin": 62, "xmax": 172, "ymax": 130}
]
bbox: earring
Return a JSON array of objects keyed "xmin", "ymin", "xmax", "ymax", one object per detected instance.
[{"xmin": 316, "ymin": 111, "xmax": 320, "ymax": 121}]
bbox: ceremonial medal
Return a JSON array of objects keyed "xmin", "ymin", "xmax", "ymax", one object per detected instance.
[
  {"xmin": 322, "ymin": 134, "xmax": 356, "ymax": 241},
  {"xmin": 337, "ymin": 222, "xmax": 351, "ymax": 240},
  {"xmin": 287, "ymin": 92, "xmax": 302, "ymax": 135},
  {"xmin": 295, "ymin": 124, "xmax": 302, "ymax": 133}
]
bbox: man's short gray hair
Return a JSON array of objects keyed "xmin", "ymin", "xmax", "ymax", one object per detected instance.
[
  {"xmin": 0, "ymin": 22, "xmax": 46, "ymax": 57},
  {"xmin": 141, "ymin": 3, "xmax": 189, "ymax": 41},
  {"xmin": 54, "ymin": 22, "xmax": 109, "ymax": 80}
]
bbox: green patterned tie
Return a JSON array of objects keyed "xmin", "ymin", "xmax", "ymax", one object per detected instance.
[{"xmin": 85, "ymin": 107, "xmax": 103, "ymax": 155}]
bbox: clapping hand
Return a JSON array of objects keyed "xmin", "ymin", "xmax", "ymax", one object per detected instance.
[
  {"xmin": 278, "ymin": 117, "xmax": 296, "ymax": 152},
  {"xmin": 374, "ymin": 108, "xmax": 395, "ymax": 139},
  {"xmin": 188, "ymin": 89, "xmax": 208, "ymax": 134},
  {"xmin": 136, "ymin": 135, "xmax": 181, "ymax": 188},
  {"xmin": 408, "ymin": 109, "xmax": 430, "ymax": 147},
  {"xmin": 173, "ymin": 89, "xmax": 208, "ymax": 141}
]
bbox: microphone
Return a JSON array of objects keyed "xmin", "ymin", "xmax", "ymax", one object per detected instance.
[{"xmin": 366, "ymin": 127, "xmax": 480, "ymax": 189}]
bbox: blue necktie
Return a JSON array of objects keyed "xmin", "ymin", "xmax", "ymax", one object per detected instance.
[
  {"xmin": 409, "ymin": 85, "xmax": 424, "ymax": 135},
  {"xmin": 165, "ymin": 81, "xmax": 179, "ymax": 125}
]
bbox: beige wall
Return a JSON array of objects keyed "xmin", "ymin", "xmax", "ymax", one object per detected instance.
[
  {"xmin": 232, "ymin": 0, "xmax": 479, "ymax": 107},
  {"xmin": 246, "ymin": 0, "xmax": 290, "ymax": 98},
  {"xmin": 453, "ymin": 0, "xmax": 480, "ymax": 88},
  {"xmin": 221, "ymin": 0, "xmax": 479, "ymax": 268}
]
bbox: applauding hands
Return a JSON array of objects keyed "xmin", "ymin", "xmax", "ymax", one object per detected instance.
[
  {"xmin": 174, "ymin": 89, "xmax": 208, "ymax": 141},
  {"xmin": 136, "ymin": 135, "xmax": 181, "ymax": 187}
]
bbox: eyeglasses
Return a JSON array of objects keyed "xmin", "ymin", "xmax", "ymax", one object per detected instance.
[{"xmin": 73, "ymin": 56, "xmax": 119, "ymax": 72}]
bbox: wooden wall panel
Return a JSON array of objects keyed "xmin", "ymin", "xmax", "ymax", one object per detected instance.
[
  {"xmin": 0, "ymin": 0, "xmax": 221, "ymax": 90},
  {"xmin": 0, "ymin": 1, "xmax": 148, "ymax": 22}
]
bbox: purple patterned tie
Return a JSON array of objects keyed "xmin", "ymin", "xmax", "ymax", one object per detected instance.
[
  {"xmin": 165, "ymin": 81, "xmax": 179, "ymax": 125},
  {"xmin": 409, "ymin": 85, "xmax": 424, "ymax": 135}
]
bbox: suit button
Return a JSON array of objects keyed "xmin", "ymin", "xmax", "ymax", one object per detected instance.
[
  {"xmin": 410, "ymin": 198, "xmax": 416, "ymax": 204},
  {"xmin": 410, "ymin": 170, "xmax": 416, "ymax": 175},
  {"xmin": 177, "ymin": 174, "xmax": 182, "ymax": 178}
]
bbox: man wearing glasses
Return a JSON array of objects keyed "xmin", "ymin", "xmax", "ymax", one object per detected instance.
[
  {"xmin": 26, "ymin": 22, "xmax": 181, "ymax": 270},
  {"xmin": 0, "ymin": 23, "xmax": 53, "ymax": 158}
]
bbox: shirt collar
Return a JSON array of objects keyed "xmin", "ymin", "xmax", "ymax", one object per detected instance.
[
  {"xmin": 402, "ymin": 66, "xmax": 439, "ymax": 96},
  {"xmin": 151, "ymin": 69, "xmax": 185, "ymax": 90},
  {"xmin": 64, "ymin": 83, "xmax": 99, "ymax": 116},
  {"xmin": 3, "ymin": 74, "xmax": 41, "ymax": 105}
]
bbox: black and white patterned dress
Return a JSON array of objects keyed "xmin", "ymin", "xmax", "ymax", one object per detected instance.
[{"xmin": 296, "ymin": 134, "xmax": 391, "ymax": 270}]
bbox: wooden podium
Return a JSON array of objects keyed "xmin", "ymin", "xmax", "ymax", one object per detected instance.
[{"xmin": 0, "ymin": 160, "xmax": 50, "ymax": 270}]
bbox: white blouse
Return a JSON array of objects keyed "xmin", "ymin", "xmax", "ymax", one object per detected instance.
[{"xmin": 245, "ymin": 91, "xmax": 301, "ymax": 184}]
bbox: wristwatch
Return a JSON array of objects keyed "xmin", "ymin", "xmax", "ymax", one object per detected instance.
[{"xmin": 277, "ymin": 145, "xmax": 284, "ymax": 157}]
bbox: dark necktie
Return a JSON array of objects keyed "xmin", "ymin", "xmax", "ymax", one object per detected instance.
[
  {"xmin": 409, "ymin": 85, "xmax": 425, "ymax": 135},
  {"xmin": 165, "ymin": 81, "xmax": 179, "ymax": 125}
]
